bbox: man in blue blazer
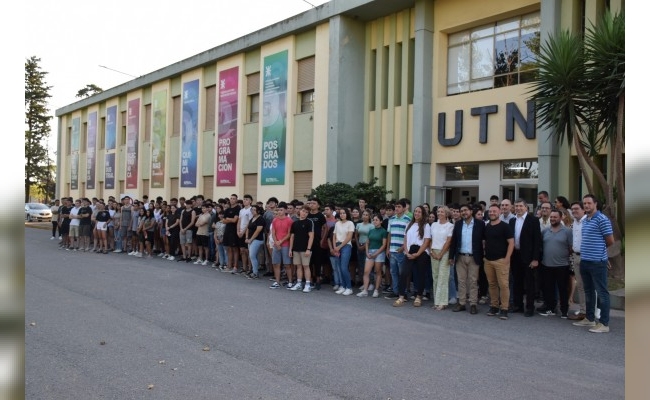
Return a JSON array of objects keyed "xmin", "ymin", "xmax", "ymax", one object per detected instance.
[
  {"xmin": 509, "ymin": 198, "xmax": 543, "ymax": 317},
  {"xmin": 449, "ymin": 204, "xmax": 486, "ymax": 314}
]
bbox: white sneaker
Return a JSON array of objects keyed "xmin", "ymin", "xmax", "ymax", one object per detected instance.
[
  {"xmin": 128, "ymin": 251, "xmax": 135, "ymax": 256},
  {"xmin": 342, "ymin": 288, "xmax": 353, "ymax": 296},
  {"xmin": 449, "ymin": 298, "xmax": 458, "ymax": 305},
  {"xmin": 335, "ymin": 287, "xmax": 345, "ymax": 294},
  {"xmin": 58, "ymin": 236, "xmax": 62, "ymax": 241},
  {"xmin": 291, "ymin": 283, "xmax": 302, "ymax": 291},
  {"xmin": 113, "ymin": 249, "xmax": 122, "ymax": 253},
  {"xmin": 332, "ymin": 285, "xmax": 340, "ymax": 291},
  {"xmin": 202, "ymin": 260, "xmax": 208, "ymax": 266},
  {"xmin": 368, "ymin": 284, "xmax": 375, "ymax": 291},
  {"xmin": 51, "ymin": 236, "xmax": 55, "ymax": 240},
  {"xmin": 357, "ymin": 290, "xmax": 368, "ymax": 297},
  {"xmin": 372, "ymin": 290, "xmax": 379, "ymax": 298},
  {"xmin": 135, "ymin": 252, "xmax": 143, "ymax": 258},
  {"xmin": 167, "ymin": 256, "xmax": 175, "ymax": 261},
  {"xmin": 302, "ymin": 284, "xmax": 312, "ymax": 293},
  {"xmin": 194, "ymin": 259, "xmax": 203, "ymax": 265}
]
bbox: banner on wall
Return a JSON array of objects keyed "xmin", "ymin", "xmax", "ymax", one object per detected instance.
[
  {"xmin": 151, "ymin": 90, "xmax": 167, "ymax": 188},
  {"xmin": 126, "ymin": 99, "xmax": 140, "ymax": 190},
  {"xmin": 261, "ymin": 50, "xmax": 288, "ymax": 185},
  {"xmin": 105, "ymin": 153, "xmax": 115, "ymax": 189},
  {"xmin": 105, "ymin": 105, "xmax": 117, "ymax": 150},
  {"xmin": 216, "ymin": 67, "xmax": 239, "ymax": 186},
  {"xmin": 181, "ymin": 80, "xmax": 199, "ymax": 187},
  {"xmin": 86, "ymin": 111, "xmax": 97, "ymax": 190},
  {"xmin": 71, "ymin": 117, "xmax": 80, "ymax": 190}
]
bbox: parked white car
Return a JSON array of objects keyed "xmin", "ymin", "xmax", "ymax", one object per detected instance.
[{"xmin": 25, "ymin": 203, "xmax": 52, "ymax": 222}]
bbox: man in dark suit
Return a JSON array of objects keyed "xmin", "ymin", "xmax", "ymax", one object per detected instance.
[
  {"xmin": 509, "ymin": 198, "xmax": 542, "ymax": 317},
  {"xmin": 449, "ymin": 204, "xmax": 485, "ymax": 314}
]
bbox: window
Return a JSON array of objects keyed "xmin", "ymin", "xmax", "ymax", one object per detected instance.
[
  {"xmin": 447, "ymin": 12, "xmax": 540, "ymax": 95},
  {"xmin": 502, "ymin": 160, "xmax": 538, "ymax": 179},
  {"xmin": 247, "ymin": 73, "xmax": 260, "ymax": 123},
  {"xmin": 300, "ymin": 90, "xmax": 314, "ymax": 113},
  {"xmin": 205, "ymin": 85, "xmax": 216, "ymax": 131},
  {"xmin": 249, "ymin": 94, "xmax": 260, "ymax": 123},
  {"xmin": 445, "ymin": 164, "xmax": 479, "ymax": 181},
  {"xmin": 297, "ymin": 57, "xmax": 315, "ymax": 113}
]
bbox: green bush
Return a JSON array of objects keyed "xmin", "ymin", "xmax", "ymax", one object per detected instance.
[{"xmin": 306, "ymin": 177, "xmax": 392, "ymax": 209}]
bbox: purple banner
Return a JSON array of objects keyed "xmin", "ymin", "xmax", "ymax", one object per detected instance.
[
  {"xmin": 181, "ymin": 80, "xmax": 199, "ymax": 187},
  {"xmin": 216, "ymin": 67, "xmax": 239, "ymax": 186},
  {"xmin": 105, "ymin": 153, "xmax": 115, "ymax": 189},
  {"xmin": 105, "ymin": 105, "xmax": 117, "ymax": 150},
  {"xmin": 86, "ymin": 111, "xmax": 97, "ymax": 190},
  {"xmin": 126, "ymin": 99, "xmax": 140, "ymax": 190}
]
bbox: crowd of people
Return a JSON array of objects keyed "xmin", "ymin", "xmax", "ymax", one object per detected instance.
[{"xmin": 47, "ymin": 189, "xmax": 615, "ymax": 333}]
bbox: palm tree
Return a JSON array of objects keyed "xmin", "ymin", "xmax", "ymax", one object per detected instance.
[{"xmin": 529, "ymin": 10, "xmax": 624, "ymax": 242}]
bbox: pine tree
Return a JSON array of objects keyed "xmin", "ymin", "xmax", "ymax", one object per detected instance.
[{"xmin": 25, "ymin": 56, "xmax": 53, "ymax": 202}]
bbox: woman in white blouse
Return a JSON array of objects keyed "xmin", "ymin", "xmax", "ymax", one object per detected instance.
[
  {"xmin": 393, "ymin": 205, "xmax": 431, "ymax": 307},
  {"xmin": 332, "ymin": 207, "xmax": 355, "ymax": 295},
  {"xmin": 430, "ymin": 206, "xmax": 454, "ymax": 310}
]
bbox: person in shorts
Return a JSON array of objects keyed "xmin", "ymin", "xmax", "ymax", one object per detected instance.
[
  {"xmin": 270, "ymin": 202, "xmax": 294, "ymax": 289},
  {"xmin": 94, "ymin": 202, "xmax": 112, "ymax": 253},
  {"xmin": 289, "ymin": 207, "xmax": 315, "ymax": 292}
]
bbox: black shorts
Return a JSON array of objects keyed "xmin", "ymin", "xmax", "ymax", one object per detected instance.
[
  {"xmin": 238, "ymin": 235, "xmax": 247, "ymax": 248},
  {"xmin": 223, "ymin": 230, "xmax": 238, "ymax": 247},
  {"xmin": 197, "ymin": 235, "xmax": 209, "ymax": 247},
  {"xmin": 59, "ymin": 223, "xmax": 70, "ymax": 236},
  {"xmin": 80, "ymin": 224, "xmax": 92, "ymax": 237}
]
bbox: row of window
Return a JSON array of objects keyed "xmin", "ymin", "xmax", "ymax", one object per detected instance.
[{"xmin": 445, "ymin": 160, "xmax": 539, "ymax": 181}]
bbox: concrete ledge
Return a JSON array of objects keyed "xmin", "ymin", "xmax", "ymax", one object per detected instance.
[{"xmin": 610, "ymin": 288, "xmax": 625, "ymax": 311}]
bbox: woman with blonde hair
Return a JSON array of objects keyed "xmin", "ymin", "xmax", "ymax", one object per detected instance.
[{"xmin": 430, "ymin": 206, "xmax": 454, "ymax": 310}]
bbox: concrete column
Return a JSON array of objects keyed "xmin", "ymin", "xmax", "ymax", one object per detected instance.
[
  {"xmin": 410, "ymin": 0, "xmax": 434, "ymax": 205},
  {"xmin": 537, "ymin": 0, "xmax": 562, "ymax": 198},
  {"xmin": 326, "ymin": 15, "xmax": 366, "ymax": 185}
]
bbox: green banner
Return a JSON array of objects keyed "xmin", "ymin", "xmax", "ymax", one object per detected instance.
[{"xmin": 261, "ymin": 50, "xmax": 288, "ymax": 185}]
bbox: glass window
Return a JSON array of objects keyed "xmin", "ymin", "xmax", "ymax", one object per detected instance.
[
  {"xmin": 447, "ymin": 12, "xmax": 540, "ymax": 95},
  {"xmin": 249, "ymin": 94, "xmax": 259, "ymax": 123},
  {"xmin": 445, "ymin": 164, "xmax": 479, "ymax": 181},
  {"xmin": 502, "ymin": 160, "xmax": 539, "ymax": 179},
  {"xmin": 300, "ymin": 90, "xmax": 315, "ymax": 113}
]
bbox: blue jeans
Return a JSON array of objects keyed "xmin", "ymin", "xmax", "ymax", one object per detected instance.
[
  {"xmin": 217, "ymin": 243, "xmax": 228, "ymax": 266},
  {"xmin": 389, "ymin": 251, "xmax": 406, "ymax": 294},
  {"xmin": 114, "ymin": 228, "xmax": 122, "ymax": 251},
  {"xmin": 337, "ymin": 243, "xmax": 353, "ymax": 289},
  {"xmin": 329, "ymin": 256, "xmax": 342, "ymax": 287},
  {"xmin": 248, "ymin": 240, "xmax": 264, "ymax": 275},
  {"xmin": 449, "ymin": 262, "xmax": 458, "ymax": 301},
  {"xmin": 580, "ymin": 260, "xmax": 610, "ymax": 325}
]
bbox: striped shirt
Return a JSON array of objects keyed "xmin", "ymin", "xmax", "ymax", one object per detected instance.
[
  {"xmin": 581, "ymin": 211, "xmax": 613, "ymax": 262},
  {"xmin": 387, "ymin": 213, "xmax": 411, "ymax": 252}
]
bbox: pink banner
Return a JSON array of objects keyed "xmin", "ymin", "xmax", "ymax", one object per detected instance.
[
  {"xmin": 126, "ymin": 99, "xmax": 140, "ymax": 190},
  {"xmin": 216, "ymin": 67, "xmax": 239, "ymax": 186}
]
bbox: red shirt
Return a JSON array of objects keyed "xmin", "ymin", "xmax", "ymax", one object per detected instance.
[{"xmin": 272, "ymin": 216, "xmax": 293, "ymax": 247}]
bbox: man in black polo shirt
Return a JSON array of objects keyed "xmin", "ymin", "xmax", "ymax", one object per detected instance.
[
  {"xmin": 58, "ymin": 198, "xmax": 72, "ymax": 249},
  {"xmin": 483, "ymin": 204, "xmax": 514, "ymax": 320},
  {"xmin": 222, "ymin": 194, "xmax": 241, "ymax": 273},
  {"xmin": 305, "ymin": 197, "xmax": 327, "ymax": 289},
  {"xmin": 78, "ymin": 198, "xmax": 93, "ymax": 251},
  {"xmin": 289, "ymin": 207, "xmax": 315, "ymax": 292}
]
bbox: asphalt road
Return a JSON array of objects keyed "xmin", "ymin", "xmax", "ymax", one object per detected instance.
[{"xmin": 25, "ymin": 225, "xmax": 624, "ymax": 399}]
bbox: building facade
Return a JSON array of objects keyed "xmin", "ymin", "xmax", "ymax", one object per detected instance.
[{"xmin": 55, "ymin": 0, "xmax": 624, "ymax": 208}]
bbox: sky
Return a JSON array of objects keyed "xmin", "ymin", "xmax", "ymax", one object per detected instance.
[{"xmin": 23, "ymin": 0, "xmax": 330, "ymax": 156}]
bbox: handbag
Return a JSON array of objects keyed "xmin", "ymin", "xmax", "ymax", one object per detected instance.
[{"xmin": 408, "ymin": 244, "xmax": 420, "ymax": 254}]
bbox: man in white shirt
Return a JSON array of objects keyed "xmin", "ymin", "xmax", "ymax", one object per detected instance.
[
  {"xmin": 568, "ymin": 201, "xmax": 587, "ymax": 321},
  {"xmin": 238, "ymin": 194, "xmax": 254, "ymax": 274},
  {"xmin": 68, "ymin": 199, "xmax": 82, "ymax": 251}
]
